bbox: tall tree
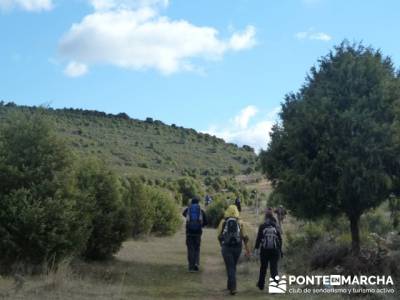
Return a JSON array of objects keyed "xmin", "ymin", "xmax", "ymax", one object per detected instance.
[{"xmin": 260, "ymin": 42, "xmax": 400, "ymax": 254}]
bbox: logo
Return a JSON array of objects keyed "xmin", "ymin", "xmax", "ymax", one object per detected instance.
[
  {"xmin": 269, "ymin": 275, "xmax": 287, "ymax": 294},
  {"xmin": 329, "ymin": 275, "xmax": 341, "ymax": 286},
  {"xmin": 267, "ymin": 274, "xmax": 395, "ymax": 295}
]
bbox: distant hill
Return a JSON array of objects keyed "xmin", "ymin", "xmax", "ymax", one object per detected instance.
[{"xmin": 0, "ymin": 102, "xmax": 257, "ymax": 179}]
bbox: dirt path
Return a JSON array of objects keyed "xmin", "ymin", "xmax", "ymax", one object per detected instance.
[
  {"xmin": 0, "ymin": 209, "xmax": 293, "ymax": 300},
  {"xmin": 112, "ymin": 208, "xmax": 271, "ymax": 299}
]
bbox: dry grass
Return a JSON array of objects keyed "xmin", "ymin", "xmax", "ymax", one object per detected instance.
[{"xmin": 1, "ymin": 209, "xmax": 397, "ymax": 299}]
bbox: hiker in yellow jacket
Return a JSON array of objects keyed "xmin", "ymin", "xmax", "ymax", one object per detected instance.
[{"xmin": 217, "ymin": 205, "xmax": 251, "ymax": 295}]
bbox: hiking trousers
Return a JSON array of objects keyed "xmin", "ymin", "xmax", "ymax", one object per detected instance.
[
  {"xmin": 221, "ymin": 245, "xmax": 242, "ymax": 291},
  {"xmin": 186, "ymin": 234, "xmax": 201, "ymax": 270},
  {"xmin": 258, "ymin": 248, "xmax": 280, "ymax": 289}
]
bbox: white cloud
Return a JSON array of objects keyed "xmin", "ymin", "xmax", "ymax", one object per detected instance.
[
  {"xmin": 0, "ymin": 0, "xmax": 52, "ymax": 12},
  {"xmin": 295, "ymin": 28, "xmax": 332, "ymax": 41},
  {"xmin": 64, "ymin": 61, "xmax": 88, "ymax": 77},
  {"xmin": 229, "ymin": 25, "xmax": 256, "ymax": 50},
  {"xmin": 59, "ymin": 1, "xmax": 256, "ymax": 76},
  {"xmin": 233, "ymin": 105, "xmax": 258, "ymax": 129},
  {"xmin": 204, "ymin": 105, "xmax": 280, "ymax": 153}
]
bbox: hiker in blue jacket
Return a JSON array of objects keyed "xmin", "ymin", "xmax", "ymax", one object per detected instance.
[{"xmin": 182, "ymin": 197, "xmax": 208, "ymax": 272}]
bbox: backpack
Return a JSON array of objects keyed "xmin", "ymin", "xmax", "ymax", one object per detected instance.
[
  {"xmin": 261, "ymin": 224, "xmax": 279, "ymax": 250},
  {"xmin": 186, "ymin": 204, "xmax": 203, "ymax": 231},
  {"xmin": 221, "ymin": 217, "xmax": 241, "ymax": 246}
]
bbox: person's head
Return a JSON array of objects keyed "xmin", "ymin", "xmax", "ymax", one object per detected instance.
[
  {"xmin": 191, "ymin": 197, "xmax": 199, "ymax": 205},
  {"xmin": 265, "ymin": 207, "xmax": 274, "ymax": 220},
  {"xmin": 224, "ymin": 205, "xmax": 240, "ymax": 218},
  {"xmin": 279, "ymin": 205, "xmax": 283, "ymax": 209}
]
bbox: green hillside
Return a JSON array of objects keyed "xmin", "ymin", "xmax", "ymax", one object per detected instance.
[{"xmin": 0, "ymin": 102, "xmax": 257, "ymax": 179}]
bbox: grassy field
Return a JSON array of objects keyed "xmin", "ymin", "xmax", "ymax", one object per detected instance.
[{"xmin": 1, "ymin": 208, "xmax": 398, "ymax": 299}]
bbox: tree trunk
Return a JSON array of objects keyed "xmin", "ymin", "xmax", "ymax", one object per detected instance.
[{"xmin": 349, "ymin": 214, "xmax": 360, "ymax": 255}]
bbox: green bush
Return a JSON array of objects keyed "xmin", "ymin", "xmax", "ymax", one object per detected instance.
[
  {"xmin": 76, "ymin": 161, "xmax": 131, "ymax": 260},
  {"xmin": 361, "ymin": 210, "xmax": 392, "ymax": 236},
  {"xmin": 206, "ymin": 198, "xmax": 229, "ymax": 228},
  {"xmin": 123, "ymin": 180, "xmax": 181, "ymax": 237},
  {"xmin": 211, "ymin": 177, "xmax": 224, "ymax": 192},
  {"xmin": 123, "ymin": 177, "xmax": 155, "ymax": 237},
  {"xmin": 0, "ymin": 113, "xmax": 89, "ymax": 271},
  {"xmin": 302, "ymin": 222, "xmax": 326, "ymax": 246},
  {"xmin": 147, "ymin": 188, "xmax": 181, "ymax": 236},
  {"xmin": 176, "ymin": 177, "xmax": 204, "ymax": 205}
]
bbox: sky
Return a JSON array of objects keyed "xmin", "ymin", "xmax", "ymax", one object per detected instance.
[{"xmin": 1, "ymin": 0, "xmax": 400, "ymax": 151}]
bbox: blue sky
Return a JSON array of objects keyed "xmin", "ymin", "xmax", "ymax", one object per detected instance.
[{"xmin": 1, "ymin": 0, "xmax": 400, "ymax": 151}]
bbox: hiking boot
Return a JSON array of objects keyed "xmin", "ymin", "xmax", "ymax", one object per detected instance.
[
  {"xmin": 256, "ymin": 282, "xmax": 264, "ymax": 290},
  {"xmin": 193, "ymin": 265, "xmax": 199, "ymax": 272}
]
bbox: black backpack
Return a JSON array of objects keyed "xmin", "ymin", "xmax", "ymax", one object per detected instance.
[
  {"xmin": 221, "ymin": 217, "xmax": 241, "ymax": 246},
  {"xmin": 261, "ymin": 224, "xmax": 279, "ymax": 250}
]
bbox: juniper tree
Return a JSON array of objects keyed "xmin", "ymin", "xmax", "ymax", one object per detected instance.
[{"xmin": 261, "ymin": 42, "xmax": 400, "ymax": 254}]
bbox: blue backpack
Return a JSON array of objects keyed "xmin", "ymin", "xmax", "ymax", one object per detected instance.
[{"xmin": 187, "ymin": 204, "xmax": 203, "ymax": 231}]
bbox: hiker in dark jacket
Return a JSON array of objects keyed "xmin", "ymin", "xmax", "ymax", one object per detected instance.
[
  {"xmin": 254, "ymin": 208, "xmax": 283, "ymax": 290},
  {"xmin": 182, "ymin": 197, "xmax": 207, "ymax": 272},
  {"xmin": 234, "ymin": 197, "xmax": 242, "ymax": 212},
  {"xmin": 205, "ymin": 194, "xmax": 212, "ymax": 207},
  {"xmin": 274, "ymin": 205, "xmax": 287, "ymax": 228}
]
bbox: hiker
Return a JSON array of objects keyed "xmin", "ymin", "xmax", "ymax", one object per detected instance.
[
  {"xmin": 205, "ymin": 194, "xmax": 212, "ymax": 207},
  {"xmin": 274, "ymin": 205, "xmax": 287, "ymax": 227},
  {"xmin": 254, "ymin": 208, "xmax": 283, "ymax": 291},
  {"xmin": 234, "ymin": 196, "xmax": 242, "ymax": 212},
  {"xmin": 218, "ymin": 205, "xmax": 250, "ymax": 295},
  {"xmin": 182, "ymin": 197, "xmax": 207, "ymax": 272}
]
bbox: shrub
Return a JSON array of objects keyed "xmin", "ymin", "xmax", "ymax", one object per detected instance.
[
  {"xmin": 227, "ymin": 165, "xmax": 237, "ymax": 175},
  {"xmin": 76, "ymin": 161, "xmax": 131, "ymax": 260},
  {"xmin": 0, "ymin": 113, "xmax": 89, "ymax": 271},
  {"xmin": 147, "ymin": 188, "xmax": 181, "ymax": 236},
  {"xmin": 310, "ymin": 238, "xmax": 349, "ymax": 269},
  {"xmin": 176, "ymin": 177, "xmax": 204, "ymax": 205},
  {"xmin": 211, "ymin": 177, "xmax": 224, "ymax": 192},
  {"xmin": 388, "ymin": 196, "xmax": 400, "ymax": 230},
  {"xmin": 138, "ymin": 162, "xmax": 149, "ymax": 168},
  {"xmin": 206, "ymin": 198, "xmax": 229, "ymax": 228},
  {"xmin": 361, "ymin": 210, "xmax": 392, "ymax": 236},
  {"xmin": 123, "ymin": 177, "xmax": 155, "ymax": 237},
  {"xmin": 302, "ymin": 222, "xmax": 326, "ymax": 246}
]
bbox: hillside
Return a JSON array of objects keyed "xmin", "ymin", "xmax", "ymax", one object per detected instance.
[{"xmin": 0, "ymin": 102, "xmax": 257, "ymax": 179}]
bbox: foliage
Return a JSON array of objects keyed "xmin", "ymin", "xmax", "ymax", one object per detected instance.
[
  {"xmin": 122, "ymin": 177, "xmax": 181, "ymax": 237},
  {"xmin": 0, "ymin": 103, "xmax": 257, "ymax": 180},
  {"xmin": 260, "ymin": 42, "xmax": 400, "ymax": 254},
  {"xmin": 123, "ymin": 177, "xmax": 155, "ymax": 237},
  {"xmin": 360, "ymin": 210, "xmax": 392, "ymax": 236},
  {"xmin": 388, "ymin": 196, "xmax": 400, "ymax": 229},
  {"xmin": 176, "ymin": 177, "xmax": 204, "ymax": 205},
  {"xmin": 147, "ymin": 188, "xmax": 182, "ymax": 236},
  {"xmin": 76, "ymin": 161, "xmax": 131, "ymax": 260},
  {"xmin": 206, "ymin": 198, "xmax": 229, "ymax": 228},
  {"xmin": 0, "ymin": 113, "xmax": 89, "ymax": 270}
]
